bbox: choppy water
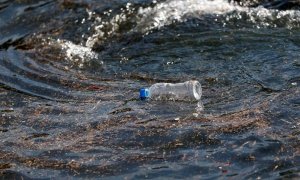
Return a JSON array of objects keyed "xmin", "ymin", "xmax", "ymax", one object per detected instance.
[{"xmin": 0, "ymin": 0, "xmax": 299, "ymax": 179}]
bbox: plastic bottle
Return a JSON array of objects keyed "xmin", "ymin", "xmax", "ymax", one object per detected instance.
[{"xmin": 140, "ymin": 80, "xmax": 202, "ymax": 101}]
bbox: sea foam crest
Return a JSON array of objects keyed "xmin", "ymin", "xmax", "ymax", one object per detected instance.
[
  {"xmin": 137, "ymin": 0, "xmax": 300, "ymax": 33},
  {"xmin": 136, "ymin": 0, "xmax": 300, "ymax": 31},
  {"xmin": 85, "ymin": 0, "xmax": 241, "ymax": 47},
  {"xmin": 85, "ymin": 0, "xmax": 300, "ymax": 48},
  {"xmin": 136, "ymin": 0, "xmax": 243, "ymax": 32}
]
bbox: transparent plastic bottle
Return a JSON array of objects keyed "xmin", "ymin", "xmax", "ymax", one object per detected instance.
[{"xmin": 140, "ymin": 80, "xmax": 202, "ymax": 101}]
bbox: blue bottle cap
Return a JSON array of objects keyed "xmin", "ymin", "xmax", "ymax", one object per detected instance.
[{"xmin": 140, "ymin": 88, "xmax": 150, "ymax": 100}]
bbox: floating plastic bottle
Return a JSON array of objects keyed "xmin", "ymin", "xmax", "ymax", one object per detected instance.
[{"xmin": 140, "ymin": 80, "xmax": 202, "ymax": 101}]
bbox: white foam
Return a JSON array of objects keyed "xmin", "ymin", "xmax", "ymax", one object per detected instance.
[
  {"xmin": 136, "ymin": 0, "xmax": 244, "ymax": 32},
  {"xmin": 85, "ymin": 0, "xmax": 300, "ymax": 47},
  {"xmin": 137, "ymin": 0, "xmax": 300, "ymax": 31},
  {"xmin": 58, "ymin": 40, "xmax": 100, "ymax": 68}
]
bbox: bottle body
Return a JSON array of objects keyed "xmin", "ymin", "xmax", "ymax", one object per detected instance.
[{"xmin": 141, "ymin": 80, "xmax": 201, "ymax": 101}]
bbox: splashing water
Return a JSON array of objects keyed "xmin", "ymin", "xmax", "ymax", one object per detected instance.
[
  {"xmin": 84, "ymin": 0, "xmax": 300, "ymax": 49},
  {"xmin": 135, "ymin": 0, "xmax": 244, "ymax": 32},
  {"xmin": 59, "ymin": 39, "xmax": 100, "ymax": 68}
]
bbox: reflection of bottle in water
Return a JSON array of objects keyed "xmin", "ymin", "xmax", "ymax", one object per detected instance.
[{"xmin": 140, "ymin": 80, "xmax": 202, "ymax": 101}]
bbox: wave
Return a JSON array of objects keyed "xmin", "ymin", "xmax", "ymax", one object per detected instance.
[{"xmin": 85, "ymin": 0, "xmax": 300, "ymax": 48}]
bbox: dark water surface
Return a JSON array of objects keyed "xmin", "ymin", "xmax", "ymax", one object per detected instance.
[{"xmin": 0, "ymin": 0, "xmax": 300, "ymax": 179}]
